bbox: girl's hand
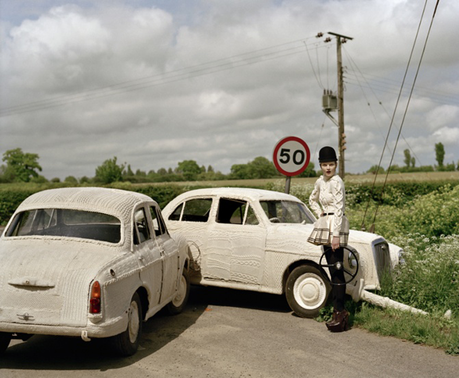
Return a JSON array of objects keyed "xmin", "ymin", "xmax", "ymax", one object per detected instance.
[{"xmin": 332, "ymin": 236, "xmax": 340, "ymax": 250}]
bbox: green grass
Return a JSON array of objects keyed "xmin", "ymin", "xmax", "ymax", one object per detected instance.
[{"xmin": 353, "ymin": 305, "xmax": 459, "ymax": 355}]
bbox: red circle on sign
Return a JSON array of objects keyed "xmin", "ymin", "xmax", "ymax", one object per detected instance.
[{"xmin": 273, "ymin": 136, "xmax": 310, "ymax": 177}]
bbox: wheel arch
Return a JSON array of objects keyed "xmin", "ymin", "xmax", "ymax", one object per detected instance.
[
  {"xmin": 135, "ymin": 286, "xmax": 149, "ymax": 321},
  {"xmin": 282, "ymin": 259, "xmax": 330, "ymax": 293}
]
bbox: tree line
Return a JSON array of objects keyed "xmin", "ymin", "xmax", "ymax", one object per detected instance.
[
  {"xmin": 367, "ymin": 142, "xmax": 458, "ymax": 174},
  {"xmin": 1, "ymin": 143, "xmax": 456, "ymax": 185},
  {"xmin": 0, "ymin": 148, "xmax": 316, "ymax": 184}
]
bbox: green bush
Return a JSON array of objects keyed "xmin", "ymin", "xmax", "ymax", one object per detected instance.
[
  {"xmin": 0, "ymin": 188, "xmax": 38, "ymax": 225},
  {"xmin": 382, "ymin": 234, "xmax": 459, "ymax": 314}
]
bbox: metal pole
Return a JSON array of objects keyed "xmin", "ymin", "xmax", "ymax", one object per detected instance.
[{"xmin": 285, "ymin": 176, "xmax": 291, "ymax": 194}]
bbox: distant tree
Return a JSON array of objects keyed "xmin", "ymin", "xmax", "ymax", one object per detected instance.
[
  {"xmin": 207, "ymin": 165, "xmax": 214, "ymax": 173},
  {"xmin": 435, "ymin": 142, "xmax": 445, "ymax": 168},
  {"xmin": 230, "ymin": 164, "xmax": 250, "ymax": 179},
  {"xmin": 367, "ymin": 165, "xmax": 385, "ymax": 175},
  {"xmin": 403, "ymin": 149, "xmax": 412, "ymax": 168},
  {"xmin": 124, "ymin": 164, "xmax": 134, "ymax": 177},
  {"xmin": 411, "ymin": 157, "xmax": 415, "ymax": 168},
  {"xmin": 444, "ymin": 162, "xmax": 456, "ymax": 172},
  {"xmin": 50, "ymin": 177, "xmax": 61, "ymax": 183},
  {"xmin": 31, "ymin": 175, "xmax": 48, "ymax": 184},
  {"xmin": 80, "ymin": 176, "xmax": 91, "ymax": 184},
  {"xmin": 157, "ymin": 168, "xmax": 167, "ymax": 175},
  {"xmin": 95, "ymin": 156, "xmax": 125, "ymax": 184},
  {"xmin": 2, "ymin": 148, "xmax": 42, "ymax": 182},
  {"xmin": 247, "ymin": 156, "xmax": 278, "ymax": 179},
  {"xmin": 176, "ymin": 160, "xmax": 201, "ymax": 181},
  {"xmin": 298, "ymin": 162, "xmax": 316, "ymax": 177},
  {"xmin": 64, "ymin": 176, "xmax": 78, "ymax": 184}
]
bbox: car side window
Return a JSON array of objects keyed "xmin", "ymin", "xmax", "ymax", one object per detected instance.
[
  {"xmin": 217, "ymin": 198, "xmax": 259, "ymax": 225},
  {"xmin": 169, "ymin": 198, "xmax": 212, "ymax": 222},
  {"xmin": 244, "ymin": 204, "xmax": 259, "ymax": 225},
  {"xmin": 150, "ymin": 205, "xmax": 167, "ymax": 236},
  {"xmin": 133, "ymin": 207, "xmax": 151, "ymax": 245}
]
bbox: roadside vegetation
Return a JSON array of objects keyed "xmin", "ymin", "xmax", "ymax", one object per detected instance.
[{"xmin": 277, "ymin": 180, "xmax": 459, "ymax": 355}]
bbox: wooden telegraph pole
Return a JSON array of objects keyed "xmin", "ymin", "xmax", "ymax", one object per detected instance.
[{"xmin": 328, "ymin": 32, "xmax": 353, "ymax": 179}]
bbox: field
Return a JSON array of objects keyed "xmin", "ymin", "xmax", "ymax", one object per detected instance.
[{"xmin": 131, "ymin": 171, "xmax": 459, "ymax": 188}]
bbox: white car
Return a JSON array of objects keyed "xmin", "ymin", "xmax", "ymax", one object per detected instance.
[
  {"xmin": 162, "ymin": 188, "xmax": 402, "ymax": 318},
  {"xmin": 0, "ymin": 187, "xmax": 190, "ymax": 356}
]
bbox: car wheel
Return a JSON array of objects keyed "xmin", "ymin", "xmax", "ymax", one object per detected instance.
[
  {"xmin": 112, "ymin": 292, "xmax": 142, "ymax": 356},
  {"xmin": 0, "ymin": 332, "xmax": 11, "ymax": 354},
  {"xmin": 285, "ymin": 265, "xmax": 331, "ymax": 318},
  {"xmin": 167, "ymin": 270, "xmax": 190, "ymax": 315}
]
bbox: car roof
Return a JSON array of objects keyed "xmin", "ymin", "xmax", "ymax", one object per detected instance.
[
  {"xmin": 15, "ymin": 187, "xmax": 154, "ymax": 223},
  {"xmin": 170, "ymin": 187, "xmax": 303, "ymax": 203}
]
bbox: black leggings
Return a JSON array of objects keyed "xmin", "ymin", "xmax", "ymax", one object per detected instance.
[{"xmin": 324, "ymin": 245, "xmax": 346, "ymax": 311}]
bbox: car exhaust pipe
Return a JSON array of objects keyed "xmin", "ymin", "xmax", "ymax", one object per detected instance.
[{"xmin": 81, "ymin": 330, "xmax": 91, "ymax": 342}]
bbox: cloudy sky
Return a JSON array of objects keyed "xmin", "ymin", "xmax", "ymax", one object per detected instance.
[{"xmin": 1, "ymin": 0, "xmax": 458, "ymax": 180}]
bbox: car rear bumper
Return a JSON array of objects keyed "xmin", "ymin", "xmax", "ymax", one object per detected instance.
[{"xmin": 0, "ymin": 314, "xmax": 127, "ymax": 340}]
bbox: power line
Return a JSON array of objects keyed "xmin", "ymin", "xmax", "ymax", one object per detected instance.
[
  {"xmin": 0, "ymin": 37, "xmax": 324, "ymax": 117},
  {"xmin": 362, "ymin": 0, "xmax": 441, "ymax": 232}
]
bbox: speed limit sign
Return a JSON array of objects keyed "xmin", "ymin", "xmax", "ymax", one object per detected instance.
[{"xmin": 273, "ymin": 136, "xmax": 310, "ymax": 177}]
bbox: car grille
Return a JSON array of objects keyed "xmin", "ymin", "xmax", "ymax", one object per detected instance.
[{"xmin": 373, "ymin": 240, "xmax": 391, "ymax": 281}]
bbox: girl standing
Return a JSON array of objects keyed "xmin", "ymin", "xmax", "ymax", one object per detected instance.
[{"xmin": 308, "ymin": 146, "xmax": 349, "ymax": 332}]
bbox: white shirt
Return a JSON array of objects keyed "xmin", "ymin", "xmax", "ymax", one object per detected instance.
[{"xmin": 309, "ymin": 174, "xmax": 346, "ymax": 237}]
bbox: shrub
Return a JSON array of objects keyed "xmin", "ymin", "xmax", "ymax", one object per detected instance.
[{"xmin": 380, "ymin": 234, "xmax": 459, "ymax": 316}]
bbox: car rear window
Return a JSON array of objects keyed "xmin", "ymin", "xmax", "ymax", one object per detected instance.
[
  {"xmin": 6, "ymin": 209, "xmax": 121, "ymax": 243},
  {"xmin": 169, "ymin": 198, "xmax": 212, "ymax": 222}
]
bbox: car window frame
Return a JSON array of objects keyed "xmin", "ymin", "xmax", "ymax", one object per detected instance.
[{"xmin": 133, "ymin": 205, "xmax": 153, "ymax": 246}]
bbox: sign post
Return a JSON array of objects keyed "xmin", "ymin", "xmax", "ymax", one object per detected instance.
[{"xmin": 273, "ymin": 136, "xmax": 311, "ymax": 194}]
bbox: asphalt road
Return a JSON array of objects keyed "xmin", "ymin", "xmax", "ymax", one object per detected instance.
[{"xmin": 1, "ymin": 286, "xmax": 457, "ymax": 378}]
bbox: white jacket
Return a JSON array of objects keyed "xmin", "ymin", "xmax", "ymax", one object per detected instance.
[{"xmin": 309, "ymin": 174, "xmax": 346, "ymax": 238}]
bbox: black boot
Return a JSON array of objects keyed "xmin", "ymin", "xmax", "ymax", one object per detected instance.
[
  {"xmin": 326, "ymin": 309, "xmax": 349, "ymax": 332},
  {"xmin": 326, "ymin": 310, "xmax": 339, "ymax": 329}
]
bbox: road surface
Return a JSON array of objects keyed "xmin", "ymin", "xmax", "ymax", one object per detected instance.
[{"xmin": 0, "ymin": 285, "xmax": 457, "ymax": 378}]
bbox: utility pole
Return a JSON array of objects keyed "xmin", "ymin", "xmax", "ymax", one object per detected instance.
[{"xmin": 328, "ymin": 32, "xmax": 353, "ymax": 179}]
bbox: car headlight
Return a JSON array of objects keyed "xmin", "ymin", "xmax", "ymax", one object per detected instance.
[{"xmin": 348, "ymin": 251, "xmax": 358, "ymax": 268}]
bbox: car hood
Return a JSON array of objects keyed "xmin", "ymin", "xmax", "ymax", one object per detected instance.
[
  {"xmin": 0, "ymin": 238, "xmax": 127, "ymax": 327},
  {"xmin": 267, "ymin": 223, "xmax": 380, "ymax": 244}
]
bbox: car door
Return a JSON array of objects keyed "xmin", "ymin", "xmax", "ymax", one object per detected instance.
[
  {"xmin": 133, "ymin": 206, "xmax": 163, "ymax": 307},
  {"xmin": 149, "ymin": 204, "xmax": 179, "ymax": 303},
  {"xmin": 206, "ymin": 197, "xmax": 265, "ymax": 286},
  {"xmin": 165, "ymin": 197, "xmax": 213, "ymax": 277}
]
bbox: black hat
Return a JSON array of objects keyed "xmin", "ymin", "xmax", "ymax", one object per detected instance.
[{"xmin": 318, "ymin": 146, "xmax": 337, "ymax": 163}]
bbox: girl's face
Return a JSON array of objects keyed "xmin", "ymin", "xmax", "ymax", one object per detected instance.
[{"xmin": 320, "ymin": 161, "xmax": 337, "ymax": 179}]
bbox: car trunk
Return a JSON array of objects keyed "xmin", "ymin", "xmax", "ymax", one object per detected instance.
[{"xmin": 0, "ymin": 238, "xmax": 121, "ymax": 328}]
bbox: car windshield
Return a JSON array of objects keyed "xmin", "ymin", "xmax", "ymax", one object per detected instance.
[
  {"xmin": 260, "ymin": 200, "xmax": 315, "ymax": 224},
  {"xmin": 5, "ymin": 208, "xmax": 121, "ymax": 244}
]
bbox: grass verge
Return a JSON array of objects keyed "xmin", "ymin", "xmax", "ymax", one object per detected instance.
[{"xmin": 353, "ymin": 304, "xmax": 459, "ymax": 355}]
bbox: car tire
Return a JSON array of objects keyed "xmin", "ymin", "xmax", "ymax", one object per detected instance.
[
  {"xmin": 112, "ymin": 292, "xmax": 143, "ymax": 356},
  {"xmin": 167, "ymin": 269, "xmax": 190, "ymax": 315},
  {"xmin": 285, "ymin": 265, "xmax": 331, "ymax": 318},
  {"xmin": 0, "ymin": 332, "xmax": 11, "ymax": 354}
]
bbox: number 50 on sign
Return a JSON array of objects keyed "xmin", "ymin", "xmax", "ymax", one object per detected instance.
[{"xmin": 273, "ymin": 136, "xmax": 310, "ymax": 177}]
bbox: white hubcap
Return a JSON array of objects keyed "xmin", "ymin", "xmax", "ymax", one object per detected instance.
[
  {"xmin": 172, "ymin": 275, "xmax": 186, "ymax": 307},
  {"xmin": 293, "ymin": 273, "xmax": 327, "ymax": 310},
  {"xmin": 127, "ymin": 300, "xmax": 140, "ymax": 343}
]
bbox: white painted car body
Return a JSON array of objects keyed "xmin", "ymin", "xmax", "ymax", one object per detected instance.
[
  {"xmin": 0, "ymin": 187, "xmax": 190, "ymax": 355},
  {"xmin": 162, "ymin": 187, "xmax": 402, "ymax": 317}
]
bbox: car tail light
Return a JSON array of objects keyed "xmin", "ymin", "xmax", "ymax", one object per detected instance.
[{"xmin": 89, "ymin": 281, "xmax": 101, "ymax": 314}]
